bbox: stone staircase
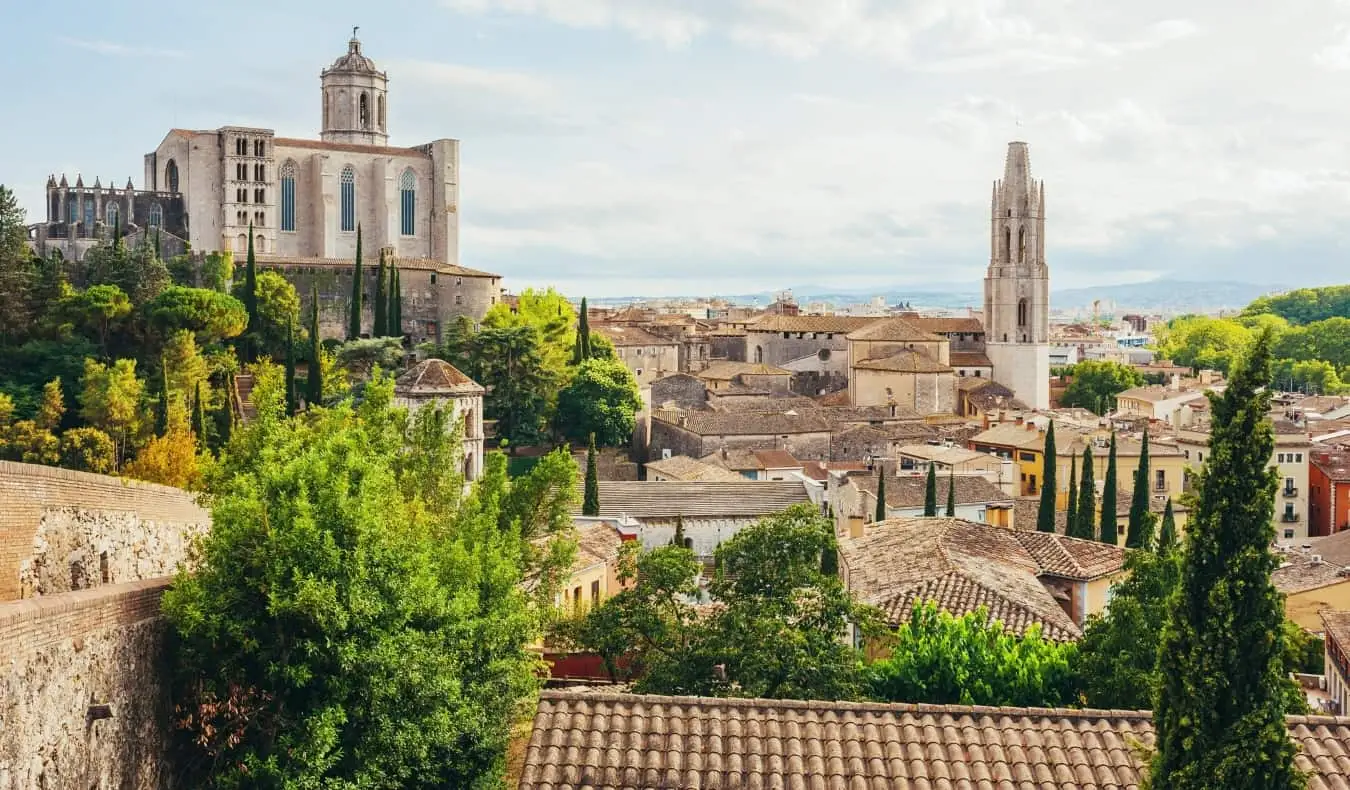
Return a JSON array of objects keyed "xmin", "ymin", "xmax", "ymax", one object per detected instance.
[{"xmin": 232, "ymin": 373, "xmax": 257, "ymax": 423}]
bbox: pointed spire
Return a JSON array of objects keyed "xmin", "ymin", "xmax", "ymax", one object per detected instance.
[
  {"xmin": 125, "ymin": 177, "xmax": 134, "ymax": 191},
  {"xmin": 1002, "ymin": 141, "xmax": 1032, "ymax": 200},
  {"xmin": 93, "ymin": 176, "xmax": 102, "ymax": 190},
  {"xmin": 75, "ymin": 174, "xmax": 84, "ymax": 188},
  {"xmin": 59, "ymin": 174, "xmax": 68, "ymax": 188},
  {"xmin": 46, "ymin": 175, "xmax": 56, "ymax": 189}
]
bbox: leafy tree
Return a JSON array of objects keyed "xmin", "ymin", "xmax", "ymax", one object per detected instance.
[
  {"xmin": 143, "ymin": 286, "xmax": 248, "ymax": 346},
  {"xmin": 473, "ymin": 326, "xmax": 552, "ymax": 447},
  {"xmin": 233, "ymin": 271, "xmax": 300, "ymax": 362},
  {"xmin": 1070, "ymin": 446, "xmax": 1096, "ymax": 540},
  {"xmin": 335, "ymin": 337, "xmax": 404, "ymax": 380},
  {"xmin": 574, "ymin": 297, "xmax": 592, "ymax": 363},
  {"xmin": 1244, "ymin": 285, "xmax": 1350, "ymax": 325},
  {"xmin": 1100, "ymin": 433, "xmax": 1119, "ymax": 545},
  {"xmin": 876, "ymin": 467, "xmax": 888, "ymax": 521},
  {"xmin": 483, "ymin": 287, "xmax": 577, "ymax": 397},
  {"xmin": 3, "ymin": 418, "xmax": 60, "ymax": 465},
  {"xmin": 1272, "ymin": 358, "xmax": 1347, "ymax": 395},
  {"xmin": 945, "ymin": 468, "xmax": 956, "ymax": 517},
  {"xmin": 1127, "ymin": 430, "xmax": 1153, "ymax": 548},
  {"xmin": 1066, "ymin": 453, "xmax": 1079, "ymax": 535},
  {"xmin": 306, "ymin": 284, "xmax": 323, "ymax": 407},
  {"xmin": 200, "ymin": 250, "xmax": 233, "ymax": 293},
  {"xmin": 373, "ymin": 251, "xmax": 388, "ymax": 337},
  {"xmin": 155, "ymin": 359, "xmax": 171, "ymax": 437},
  {"xmin": 1152, "ymin": 315, "xmax": 1253, "ymax": 375},
  {"xmin": 583, "ymin": 433, "xmax": 600, "ymax": 516},
  {"xmin": 348, "ymin": 224, "xmax": 363, "ymax": 340},
  {"xmin": 923, "ymin": 462, "xmax": 936, "ymax": 517},
  {"xmin": 193, "ymin": 381, "xmax": 209, "ymax": 451},
  {"xmin": 80, "ymin": 358, "xmax": 144, "ymax": 467},
  {"xmin": 553, "ymin": 358, "xmax": 641, "ymax": 445},
  {"xmin": 163, "ymin": 329, "xmax": 210, "ymax": 409},
  {"xmin": 1159, "ymin": 497, "xmax": 1177, "ymax": 550},
  {"xmin": 672, "ymin": 514, "xmax": 686, "ymax": 548},
  {"xmin": 424, "ymin": 316, "xmax": 478, "ymax": 376},
  {"xmin": 63, "ymin": 284, "xmax": 133, "ymax": 352},
  {"xmin": 59, "ymin": 427, "xmax": 116, "ymax": 474},
  {"xmin": 123, "ymin": 427, "xmax": 201, "ymax": 489},
  {"xmin": 83, "ymin": 235, "xmax": 171, "ymax": 306},
  {"xmin": 0, "ymin": 337, "xmax": 98, "ymax": 422},
  {"xmin": 36, "ymin": 378, "xmax": 64, "ymax": 432},
  {"xmin": 240, "ymin": 225, "xmax": 259, "ymax": 358},
  {"xmin": 284, "ymin": 321, "xmax": 297, "ymax": 417},
  {"xmin": 0, "ymin": 185, "xmax": 35, "ymax": 341},
  {"xmin": 866, "ymin": 601, "xmax": 1079, "ymax": 707},
  {"xmin": 1151, "ymin": 331, "xmax": 1304, "ymax": 789},
  {"xmin": 388, "ymin": 266, "xmax": 402, "ymax": 339},
  {"xmin": 164, "ymin": 366, "xmax": 562, "ymax": 788},
  {"xmin": 1060, "ymin": 360, "xmax": 1144, "ymax": 415},
  {"xmin": 1037, "ymin": 421, "xmax": 1057, "ymax": 532}
]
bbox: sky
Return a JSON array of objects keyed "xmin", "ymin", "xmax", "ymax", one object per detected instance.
[{"xmin": 6, "ymin": 0, "xmax": 1350, "ymax": 298}]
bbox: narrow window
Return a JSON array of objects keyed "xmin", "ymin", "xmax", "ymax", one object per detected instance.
[
  {"xmin": 165, "ymin": 159, "xmax": 179, "ymax": 193},
  {"xmin": 1018, "ymin": 226, "xmax": 1026, "ymax": 262},
  {"xmin": 105, "ymin": 202, "xmax": 119, "ymax": 227},
  {"xmin": 1017, "ymin": 298, "xmax": 1028, "ymax": 328},
  {"xmin": 399, "ymin": 169, "xmax": 416, "ymax": 236},
  {"xmin": 360, "ymin": 93, "xmax": 370, "ymax": 128},
  {"xmin": 340, "ymin": 166, "xmax": 356, "ymax": 232},
  {"xmin": 280, "ymin": 161, "xmax": 296, "ymax": 232},
  {"xmin": 148, "ymin": 204, "xmax": 162, "ymax": 228},
  {"xmin": 378, "ymin": 95, "xmax": 386, "ymax": 130}
]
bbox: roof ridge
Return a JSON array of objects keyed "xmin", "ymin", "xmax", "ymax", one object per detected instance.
[{"xmin": 935, "ymin": 567, "xmax": 1081, "ymax": 639}]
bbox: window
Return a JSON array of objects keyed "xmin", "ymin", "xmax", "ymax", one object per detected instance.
[
  {"xmin": 430, "ymin": 273, "xmax": 437, "ymax": 284},
  {"xmin": 340, "ymin": 166, "xmax": 356, "ymax": 232},
  {"xmin": 591, "ymin": 580, "xmax": 600, "ymax": 602},
  {"xmin": 324, "ymin": 91, "xmax": 330, "ymax": 128},
  {"xmin": 360, "ymin": 93, "xmax": 370, "ymax": 128},
  {"xmin": 236, "ymin": 233, "xmax": 247, "ymax": 251},
  {"xmin": 455, "ymin": 276, "xmax": 462, "ymax": 285},
  {"xmin": 148, "ymin": 204, "xmax": 163, "ymax": 228},
  {"xmin": 280, "ymin": 161, "xmax": 296, "ymax": 231},
  {"xmin": 236, "ymin": 138, "xmax": 247, "ymax": 156},
  {"xmin": 254, "ymin": 140, "xmax": 265, "ymax": 157},
  {"xmin": 255, "ymin": 233, "xmax": 265, "ymax": 252},
  {"xmin": 1155, "ymin": 469, "xmax": 1166, "ymax": 491},
  {"xmin": 454, "ymin": 294, "xmax": 462, "ymax": 306},
  {"xmin": 165, "ymin": 159, "xmax": 179, "ymax": 193},
  {"xmin": 254, "ymin": 163, "xmax": 265, "ymax": 181},
  {"xmin": 237, "ymin": 188, "xmax": 245, "ymax": 203},
  {"xmin": 236, "ymin": 163, "xmax": 246, "ymax": 181},
  {"xmin": 1285, "ymin": 528, "xmax": 1296, "ymax": 540},
  {"xmin": 1017, "ymin": 226, "xmax": 1026, "ymax": 262},
  {"xmin": 1278, "ymin": 453, "xmax": 1285, "ymax": 463},
  {"xmin": 254, "ymin": 212, "xmax": 265, "ymax": 228},
  {"xmin": 1017, "ymin": 298, "xmax": 1028, "ymax": 327},
  {"xmin": 399, "ymin": 170, "xmax": 416, "ymax": 236},
  {"xmin": 572, "ymin": 586, "xmax": 582, "ymax": 608},
  {"xmin": 378, "ymin": 95, "xmax": 386, "ymax": 130},
  {"xmin": 105, "ymin": 202, "xmax": 118, "ymax": 227},
  {"xmin": 754, "ymin": 346, "xmax": 763, "ymax": 363},
  {"xmin": 1297, "ymin": 453, "xmax": 1303, "ymax": 462},
  {"xmin": 1018, "ymin": 452, "xmax": 1036, "ymax": 462}
]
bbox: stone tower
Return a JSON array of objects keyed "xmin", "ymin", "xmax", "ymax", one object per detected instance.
[
  {"xmin": 983, "ymin": 141, "xmax": 1051, "ymax": 409},
  {"xmin": 320, "ymin": 30, "xmax": 389, "ymax": 146}
]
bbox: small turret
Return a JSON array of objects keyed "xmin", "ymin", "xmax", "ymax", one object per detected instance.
[
  {"xmin": 125, "ymin": 177, "xmax": 134, "ymax": 191},
  {"xmin": 75, "ymin": 174, "xmax": 84, "ymax": 189},
  {"xmin": 59, "ymin": 174, "xmax": 68, "ymax": 188},
  {"xmin": 46, "ymin": 175, "xmax": 56, "ymax": 189},
  {"xmin": 94, "ymin": 176, "xmax": 102, "ymax": 190}
]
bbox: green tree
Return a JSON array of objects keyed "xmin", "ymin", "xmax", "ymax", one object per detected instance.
[
  {"xmin": 866, "ymin": 601, "xmax": 1079, "ymax": 707},
  {"xmin": 82, "ymin": 235, "xmax": 171, "ymax": 306},
  {"xmin": 335, "ymin": 337, "xmax": 404, "ymax": 380},
  {"xmin": 62, "ymin": 284, "xmax": 133, "ymax": 352},
  {"xmin": 162, "ymin": 329, "xmax": 210, "ymax": 408},
  {"xmin": 284, "ymin": 321, "xmax": 297, "ymax": 417},
  {"xmin": 1151, "ymin": 331, "xmax": 1304, "ymax": 789},
  {"xmin": 200, "ymin": 250, "xmax": 233, "ymax": 293},
  {"xmin": 155, "ymin": 359, "xmax": 171, "ymax": 437},
  {"xmin": 923, "ymin": 462, "xmax": 937, "ymax": 517},
  {"xmin": 575, "ymin": 297, "xmax": 592, "ymax": 362},
  {"xmin": 232, "ymin": 271, "xmax": 300, "ymax": 362},
  {"xmin": 143, "ymin": 286, "xmax": 248, "ymax": 346},
  {"xmin": 1066, "ymin": 453, "xmax": 1079, "ymax": 535},
  {"xmin": 1037, "ymin": 422, "xmax": 1057, "ymax": 532},
  {"xmin": 945, "ymin": 468, "xmax": 956, "ymax": 517},
  {"xmin": 192, "ymin": 380, "xmax": 209, "ymax": 451},
  {"xmin": 1100, "ymin": 433, "xmax": 1119, "ymax": 545},
  {"xmin": 389, "ymin": 266, "xmax": 402, "ymax": 338},
  {"xmin": 583, "ymin": 433, "xmax": 600, "ymax": 516},
  {"xmin": 672, "ymin": 514, "xmax": 686, "ymax": 548},
  {"xmin": 349, "ymin": 224, "xmax": 363, "ymax": 340},
  {"xmin": 553, "ymin": 357, "xmax": 641, "ymax": 447},
  {"xmin": 0, "ymin": 185, "xmax": 35, "ymax": 342},
  {"xmin": 1060, "ymin": 360, "xmax": 1145, "ymax": 415},
  {"xmin": 35, "ymin": 378, "xmax": 64, "ymax": 432},
  {"xmin": 1245, "ymin": 285, "xmax": 1350, "ymax": 325},
  {"xmin": 241, "ymin": 225, "xmax": 259, "ymax": 359},
  {"xmin": 1070, "ymin": 446, "xmax": 1096, "ymax": 540},
  {"xmin": 80, "ymin": 358, "xmax": 144, "ymax": 466},
  {"xmin": 472, "ymin": 326, "xmax": 551, "ymax": 447},
  {"xmin": 373, "ymin": 250, "xmax": 388, "ymax": 337},
  {"xmin": 306, "ymin": 284, "xmax": 323, "ymax": 407},
  {"xmin": 482, "ymin": 287, "xmax": 576, "ymax": 396},
  {"xmin": 59, "ymin": 427, "xmax": 116, "ymax": 474},
  {"xmin": 1126, "ymin": 430, "xmax": 1153, "ymax": 548},
  {"xmin": 1152, "ymin": 315, "xmax": 1254, "ymax": 375},
  {"xmin": 1159, "ymin": 497, "xmax": 1178, "ymax": 550},
  {"xmin": 876, "ymin": 467, "xmax": 888, "ymax": 522}
]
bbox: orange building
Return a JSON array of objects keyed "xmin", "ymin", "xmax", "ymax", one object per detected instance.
[{"xmin": 1310, "ymin": 449, "xmax": 1350, "ymax": 537}]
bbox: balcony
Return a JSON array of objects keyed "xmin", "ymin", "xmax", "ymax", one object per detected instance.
[
  {"xmin": 1284, "ymin": 487, "xmax": 1299, "ymax": 498},
  {"xmin": 1282, "ymin": 512, "xmax": 1301, "ymax": 523}
]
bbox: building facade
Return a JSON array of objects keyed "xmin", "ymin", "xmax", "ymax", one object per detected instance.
[{"xmin": 392, "ymin": 359, "xmax": 485, "ymax": 482}]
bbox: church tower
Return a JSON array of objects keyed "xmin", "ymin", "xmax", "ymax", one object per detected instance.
[
  {"xmin": 983, "ymin": 141, "xmax": 1051, "ymax": 409},
  {"xmin": 320, "ymin": 30, "xmax": 389, "ymax": 147}
]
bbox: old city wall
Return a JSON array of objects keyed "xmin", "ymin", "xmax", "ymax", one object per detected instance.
[
  {"xmin": 0, "ymin": 579, "xmax": 175, "ymax": 790},
  {"xmin": 0, "ymin": 461, "xmax": 209, "ymax": 602}
]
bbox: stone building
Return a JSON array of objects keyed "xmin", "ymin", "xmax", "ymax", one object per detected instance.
[
  {"xmin": 742, "ymin": 315, "xmax": 878, "ymax": 375},
  {"xmin": 649, "ymin": 409, "xmax": 834, "ymax": 461},
  {"xmin": 29, "ymin": 175, "xmax": 190, "ymax": 262},
  {"xmin": 392, "ymin": 359, "xmax": 485, "ymax": 482},
  {"xmin": 591, "ymin": 324, "xmax": 680, "ymax": 388}
]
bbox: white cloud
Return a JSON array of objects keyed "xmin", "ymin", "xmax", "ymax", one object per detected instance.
[
  {"xmin": 58, "ymin": 37, "xmax": 184, "ymax": 58},
  {"xmin": 440, "ymin": 0, "xmax": 707, "ymax": 48}
]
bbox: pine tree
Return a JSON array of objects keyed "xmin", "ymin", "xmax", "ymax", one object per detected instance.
[
  {"xmin": 306, "ymin": 284, "xmax": 323, "ymax": 407},
  {"xmin": 373, "ymin": 250, "xmax": 388, "ymax": 337},
  {"xmin": 155, "ymin": 358, "xmax": 170, "ymax": 437},
  {"xmin": 1126, "ymin": 429, "xmax": 1153, "ymax": 548},
  {"xmin": 219, "ymin": 383, "xmax": 234, "ymax": 447},
  {"xmin": 192, "ymin": 380, "xmax": 208, "ymax": 451},
  {"xmin": 1100, "ymin": 432, "xmax": 1119, "ymax": 545},
  {"xmin": 921, "ymin": 462, "xmax": 936, "ymax": 517},
  {"xmin": 1151, "ymin": 331, "xmax": 1303, "ymax": 789},
  {"xmin": 243, "ymin": 224, "xmax": 259, "ymax": 360},
  {"xmin": 284, "ymin": 321, "xmax": 297, "ymax": 417},
  {"xmin": 1159, "ymin": 498, "xmax": 1177, "ymax": 552},
  {"xmin": 388, "ymin": 266, "xmax": 401, "ymax": 339},
  {"xmin": 578, "ymin": 297, "xmax": 592, "ymax": 360},
  {"xmin": 672, "ymin": 514, "xmax": 686, "ymax": 548},
  {"xmin": 878, "ymin": 467, "xmax": 890, "ymax": 521},
  {"xmin": 1071, "ymin": 446, "xmax": 1096, "ymax": 540},
  {"xmin": 1036, "ymin": 422, "xmax": 1058, "ymax": 532},
  {"xmin": 945, "ymin": 468, "xmax": 956, "ymax": 517},
  {"xmin": 348, "ymin": 224, "xmax": 363, "ymax": 341},
  {"xmin": 582, "ymin": 433, "xmax": 600, "ymax": 516},
  {"xmin": 1066, "ymin": 454, "xmax": 1079, "ymax": 536}
]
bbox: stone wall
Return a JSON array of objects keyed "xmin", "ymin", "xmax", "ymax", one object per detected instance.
[
  {"xmin": 0, "ymin": 462, "xmax": 209, "ymax": 602},
  {"xmin": 0, "ymin": 578, "xmax": 174, "ymax": 790}
]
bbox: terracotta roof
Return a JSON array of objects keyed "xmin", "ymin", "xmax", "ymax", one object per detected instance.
[
  {"xmin": 701, "ymin": 448, "xmax": 763, "ymax": 471},
  {"xmin": 580, "ymin": 481, "xmax": 810, "ymax": 518},
  {"xmin": 710, "ymin": 396, "xmax": 820, "ymax": 414},
  {"xmin": 1274, "ymin": 556, "xmax": 1350, "ymax": 595},
  {"xmin": 697, "ymin": 361, "xmax": 792, "ymax": 380},
  {"xmin": 838, "ymin": 517, "xmax": 1082, "ymax": 639},
  {"xmin": 256, "ymin": 254, "xmax": 500, "ymax": 278},
  {"xmin": 662, "ymin": 410, "xmax": 835, "ymax": 436},
  {"xmin": 1011, "ymin": 531, "xmax": 1129, "ymax": 581},
  {"xmin": 644, "ymin": 455, "xmax": 744, "ymax": 482},
  {"xmin": 520, "ymin": 691, "xmax": 1350, "ymax": 790},
  {"xmin": 592, "ymin": 324, "xmax": 678, "ymax": 347},
  {"xmin": 706, "ymin": 327, "xmax": 747, "ymax": 336},
  {"xmin": 1323, "ymin": 610, "xmax": 1350, "ymax": 653},
  {"xmin": 566, "ymin": 520, "xmax": 623, "ymax": 574},
  {"xmin": 964, "ymin": 380, "xmax": 1024, "ymax": 411},
  {"xmin": 272, "ymin": 136, "xmax": 432, "ymax": 158},
  {"xmin": 950, "ymin": 350, "xmax": 994, "ymax": 368},
  {"xmin": 1014, "ymin": 495, "xmax": 1070, "ymax": 533},
  {"xmin": 1311, "ymin": 530, "xmax": 1350, "ymax": 567},
  {"xmin": 853, "ymin": 349, "xmax": 953, "ymax": 374},
  {"xmin": 1116, "ymin": 384, "xmax": 1210, "ymax": 403},
  {"xmin": 744, "ymin": 315, "xmax": 881, "ymax": 334},
  {"xmin": 752, "ymin": 449, "xmax": 801, "ymax": 469},
  {"xmin": 896, "ymin": 444, "xmax": 998, "ymax": 467},
  {"xmin": 907, "ymin": 316, "xmax": 985, "ymax": 334},
  {"xmin": 845, "ymin": 317, "xmax": 944, "ymax": 342},
  {"xmin": 394, "ymin": 359, "xmax": 483, "ymax": 395},
  {"xmin": 1313, "ymin": 450, "xmax": 1350, "ymax": 483},
  {"xmin": 969, "ymin": 422, "xmax": 1054, "ymax": 450},
  {"xmin": 821, "ymin": 404, "xmax": 924, "ymax": 424},
  {"xmin": 852, "ymin": 474, "xmax": 1012, "ymax": 510}
]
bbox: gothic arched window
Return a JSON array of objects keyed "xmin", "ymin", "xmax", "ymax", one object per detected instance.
[
  {"xmin": 359, "ymin": 93, "xmax": 370, "ymax": 129},
  {"xmin": 280, "ymin": 161, "xmax": 297, "ymax": 232},
  {"xmin": 400, "ymin": 169, "xmax": 416, "ymax": 236},
  {"xmin": 1018, "ymin": 226, "xmax": 1026, "ymax": 263},
  {"xmin": 1017, "ymin": 298, "xmax": 1028, "ymax": 328},
  {"xmin": 323, "ymin": 91, "xmax": 330, "ymax": 128},
  {"xmin": 378, "ymin": 95, "xmax": 386, "ymax": 131},
  {"xmin": 148, "ymin": 203, "xmax": 162, "ymax": 228},
  {"xmin": 106, "ymin": 202, "xmax": 119, "ymax": 228},
  {"xmin": 754, "ymin": 346, "xmax": 764, "ymax": 363},
  {"xmin": 166, "ymin": 159, "xmax": 179, "ymax": 193},
  {"xmin": 1003, "ymin": 226, "xmax": 1011, "ymax": 261},
  {"xmin": 340, "ymin": 166, "xmax": 356, "ymax": 232}
]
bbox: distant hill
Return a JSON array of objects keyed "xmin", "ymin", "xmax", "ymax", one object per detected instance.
[{"xmin": 1051, "ymin": 280, "xmax": 1279, "ymax": 312}]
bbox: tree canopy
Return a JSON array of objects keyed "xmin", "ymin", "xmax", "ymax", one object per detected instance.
[
  {"xmin": 554, "ymin": 357, "xmax": 642, "ymax": 447},
  {"xmin": 1060, "ymin": 360, "xmax": 1144, "ymax": 415}
]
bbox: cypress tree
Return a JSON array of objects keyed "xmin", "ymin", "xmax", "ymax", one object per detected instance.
[
  {"xmin": 922, "ymin": 462, "xmax": 937, "ymax": 517},
  {"xmin": 821, "ymin": 541, "xmax": 838, "ymax": 575},
  {"xmin": 348, "ymin": 224, "xmax": 363, "ymax": 340},
  {"xmin": 877, "ymin": 467, "xmax": 890, "ymax": 522},
  {"xmin": 1071, "ymin": 446, "xmax": 1096, "ymax": 540},
  {"xmin": 1151, "ymin": 331, "xmax": 1303, "ymax": 789},
  {"xmin": 219, "ymin": 381, "xmax": 234, "ymax": 446},
  {"xmin": 243, "ymin": 224, "xmax": 259, "ymax": 360},
  {"xmin": 1036, "ymin": 422, "xmax": 1058, "ymax": 532},
  {"xmin": 1159, "ymin": 498, "xmax": 1177, "ymax": 552},
  {"xmin": 579, "ymin": 297, "xmax": 592, "ymax": 360},
  {"xmin": 192, "ymin": 380, "xmax": 208, "ymax": 451},
  {"xmin": 1100, "ymin": 432, "xmax": 1119, "ymax": 545},
  {"xmin": 306, "ymin": 284, "xmax": 323, "ymax": 407},
  {"xmin": 572, "ymin": 332, "xmax": 584, "ymax": 365},
  {"xmin": 113, "ymin": 215, "xmax": 122, "ymax": 248},
  {"xmin": 672, "ymin": 514, "xmax": 686, "ymax": 548},
  {"xmin": 1066, "ymin": 453, "xmax": 1079, "ymax": 535},
  {"xmin": 154, "ymin": 227, "xmax": 162, "ymax": 259},
  {"xmin": 583, "ymin": 433, "xmax": 600, "ymax": 516},
  {"xmin": 945, "ymin": 468, "xmax": 956, "ymax": 517},
  {"xmin": 373, "ymin": 251, "xmax": 388, "ymax": 337},
  {"xmin": 284, "ymin": 321, "xmax": 297, "ymax": 417},
  {"xmin": 1126, "ymin": 429, "xmax": 1153, "ymax": 548},
  {"xmin": 155, "ymin": 358, "xmax": 170, "ymax": 436},
  {"xmin": 389, "ymin": 266, "xmax": 402, "ymax": 339}
]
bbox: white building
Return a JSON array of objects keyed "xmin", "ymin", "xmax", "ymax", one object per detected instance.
[{"xmin": 393, "ymin": 359, "xmax": 485, "ymax": 482}]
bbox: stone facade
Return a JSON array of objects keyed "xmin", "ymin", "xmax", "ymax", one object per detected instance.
[
  {"xmin": 650, "ymin": 374, "xmax": 708, "ymax": 411},
  {"xmin": 0, "ymin": 579, "xmax": 173, "ymax": 790},
  {"xmin": 743, "ymin": 316, "xmax": 877, "ymax": 374},
  {"xmin": 649, "ymin": 412, "xmax": 833, "ymax": 461},
  {"xmin": 28, "ymin": 176, "xmax": 189, "ymax": 262},
  {"xmin": 392, "ymin": 359, "xmax": 486, "ymax": 481},
  {"xmin": 0, "ymin": 462, "xmax": 209, "ymax": 602}
]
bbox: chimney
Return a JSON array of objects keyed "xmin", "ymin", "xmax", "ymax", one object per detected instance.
[
  {"xmin": 982, "ymin": 413, "xmax": 990, "ymax": 430},
  {"xmin": 847, "ymin": 515, "xmax": 865, "ymax": 539},
  {"xmin": 1015, "ymin": 415, "xmax": 1024, "ymax": 426},
  {"xmin": 1027, "ymin": 422, "xmax": 1036, "ymax": 431},
  {"xmin": 1170, "ymin": 373, "xmax": 1180, "ymax": 391}
]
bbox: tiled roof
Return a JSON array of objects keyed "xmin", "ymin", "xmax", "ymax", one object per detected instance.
[
  {"xmin": 845, "ymin": 318, "xmax": 944, "ymax": 343},
  {"xmin": 1313, "ymin": 450, "xmax": 1350, "ymax": 483},
  {"xmin": 745, "ymin": 315, "xmax": 881, "ymax": 334},
  {"xmin": 664, "ymin": 410, "xmax": 835, "ymax": 436},
  {"xmin": 701, "ymin": 448, "xmax": 764, "ymax": 471},
  {"xmin": 1274, "ymin": 556, "xmax": 1350, "ymax": 595},
  {"xmin": 838, "ymin": 517, "xmax": 1081, "ymax": 639},
  {"xmin": 853, "ymin": 349, "xmax": 953, "ymax": 374},
  {"xmin": 970, "ymin": 422, "xmax": 1056, "ymax": 450},
  {"xmin": 710, "ymin": 396, "xmax": 821, "ymax": 414},
  {"xmin": 1311, "ymin": 530, "xmax": 1350, "ymax": 567},
  {"xmin": 394, "ymin": 359, "xmax": 483, "ymax": 395},
  {"xmin": 1323, "ymin": 610, "xmax": 1350, "ymax": 654},
  {"xmin": 752, "ymin": 449, "xmax": 801, "ymax": 469},
  {"xmin": 273, "ymin": 136, "xmax": 432, "ymax": 157},
  {"xmin": 697, "ymin": 361, "xmax": 793, "ymax": 380},
  {"xmin": 570, "ymin": 520, "xmax": 623, "ymax": 573},
  {"xmin": 518, "ymin": 691, "xmax": 1350, "ymax": 790},
  {"xmin": 907, "ymin": 316, "xmax": 985, "ymax": 334},
  {"xmin": 950, "ymin": 350, "xmax": 994, "ymax": 368},
  {"xmin": 1014, "ymin": 496, "xmax": 1069, "ymax": 534},
  {"xmin": 592, "ymin": 324, "xmax": 678, "ymax": 347},
  {"xmin": 580, "ymin": 480, "xmax": 810, "ymax": 518},
  {"xmin": 1011, "ymin": 531, "xmax": 1129, "ymax": 581},
  {"xmin": 255, "ymin": 254, "xmax": 500, "ymax": 278},
  {"xmin": 644, "ymin": 455, "xmax": 745, "ymax": 482},
  {"xmin": 1116, "ymin": 385, "xmax": 1209, "ymax": 403},
  {"xmin": 896, "ymin": 444, "xmax": 996, "ymax": 466},
  {"xmin": 820, "ymin": 404, "xmax": 923, "ymax": 423},
  {"xmin": 852, "ymin": 474, "xmax": 1012, "ymax": 509}
]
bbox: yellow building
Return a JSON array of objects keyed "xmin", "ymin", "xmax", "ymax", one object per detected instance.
[
  {"xmin": 969, "ymin": 419, "xmax": 1088, "ymax": 497},
  {"xmin": 1278, "ymin": 532, "xmax": 1350, "ymax": 630},
  {"xmin": 536, "ymin": 519, "xmax": 626, "ymax": 614},
  {"xmin": 1049, "ymin": 433, "xmax": 1190, "ymax": 517}
]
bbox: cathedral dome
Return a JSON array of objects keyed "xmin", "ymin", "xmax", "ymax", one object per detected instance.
[{"xmin": 325, "ymin": 34, "xmax": 382, "ymax": 75}]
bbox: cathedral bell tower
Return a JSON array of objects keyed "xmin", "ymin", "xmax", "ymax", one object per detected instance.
[
  {"xmin": 983, "ymin": 141, "xmax": 1051, "ymax": 409},
  {"xmin": 320, "ymin": 29, "xmax": 389, "ymax": 147}
]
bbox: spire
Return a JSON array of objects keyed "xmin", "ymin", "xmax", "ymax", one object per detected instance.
[
  {"xmin": 1002, "ymin": 141, "xmax": 1033, "ymax": 201},
  {"xmin": 59, "ymin": 174, "xmax": 68, "ymax": 188},
  {"xmin": 126, "ymin": 177, "xmax": 135, "ymax": 191},
  {"xmin": 93, "ymin": 176, "xmax": 102, "ymax": 190},
  {"xmin": 75, "ymin": 174, "xmax": 84, "ymax": 189},
  {"xmin": 46, "ymin": 175, "xmax": 56, "ymax": 189}
]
